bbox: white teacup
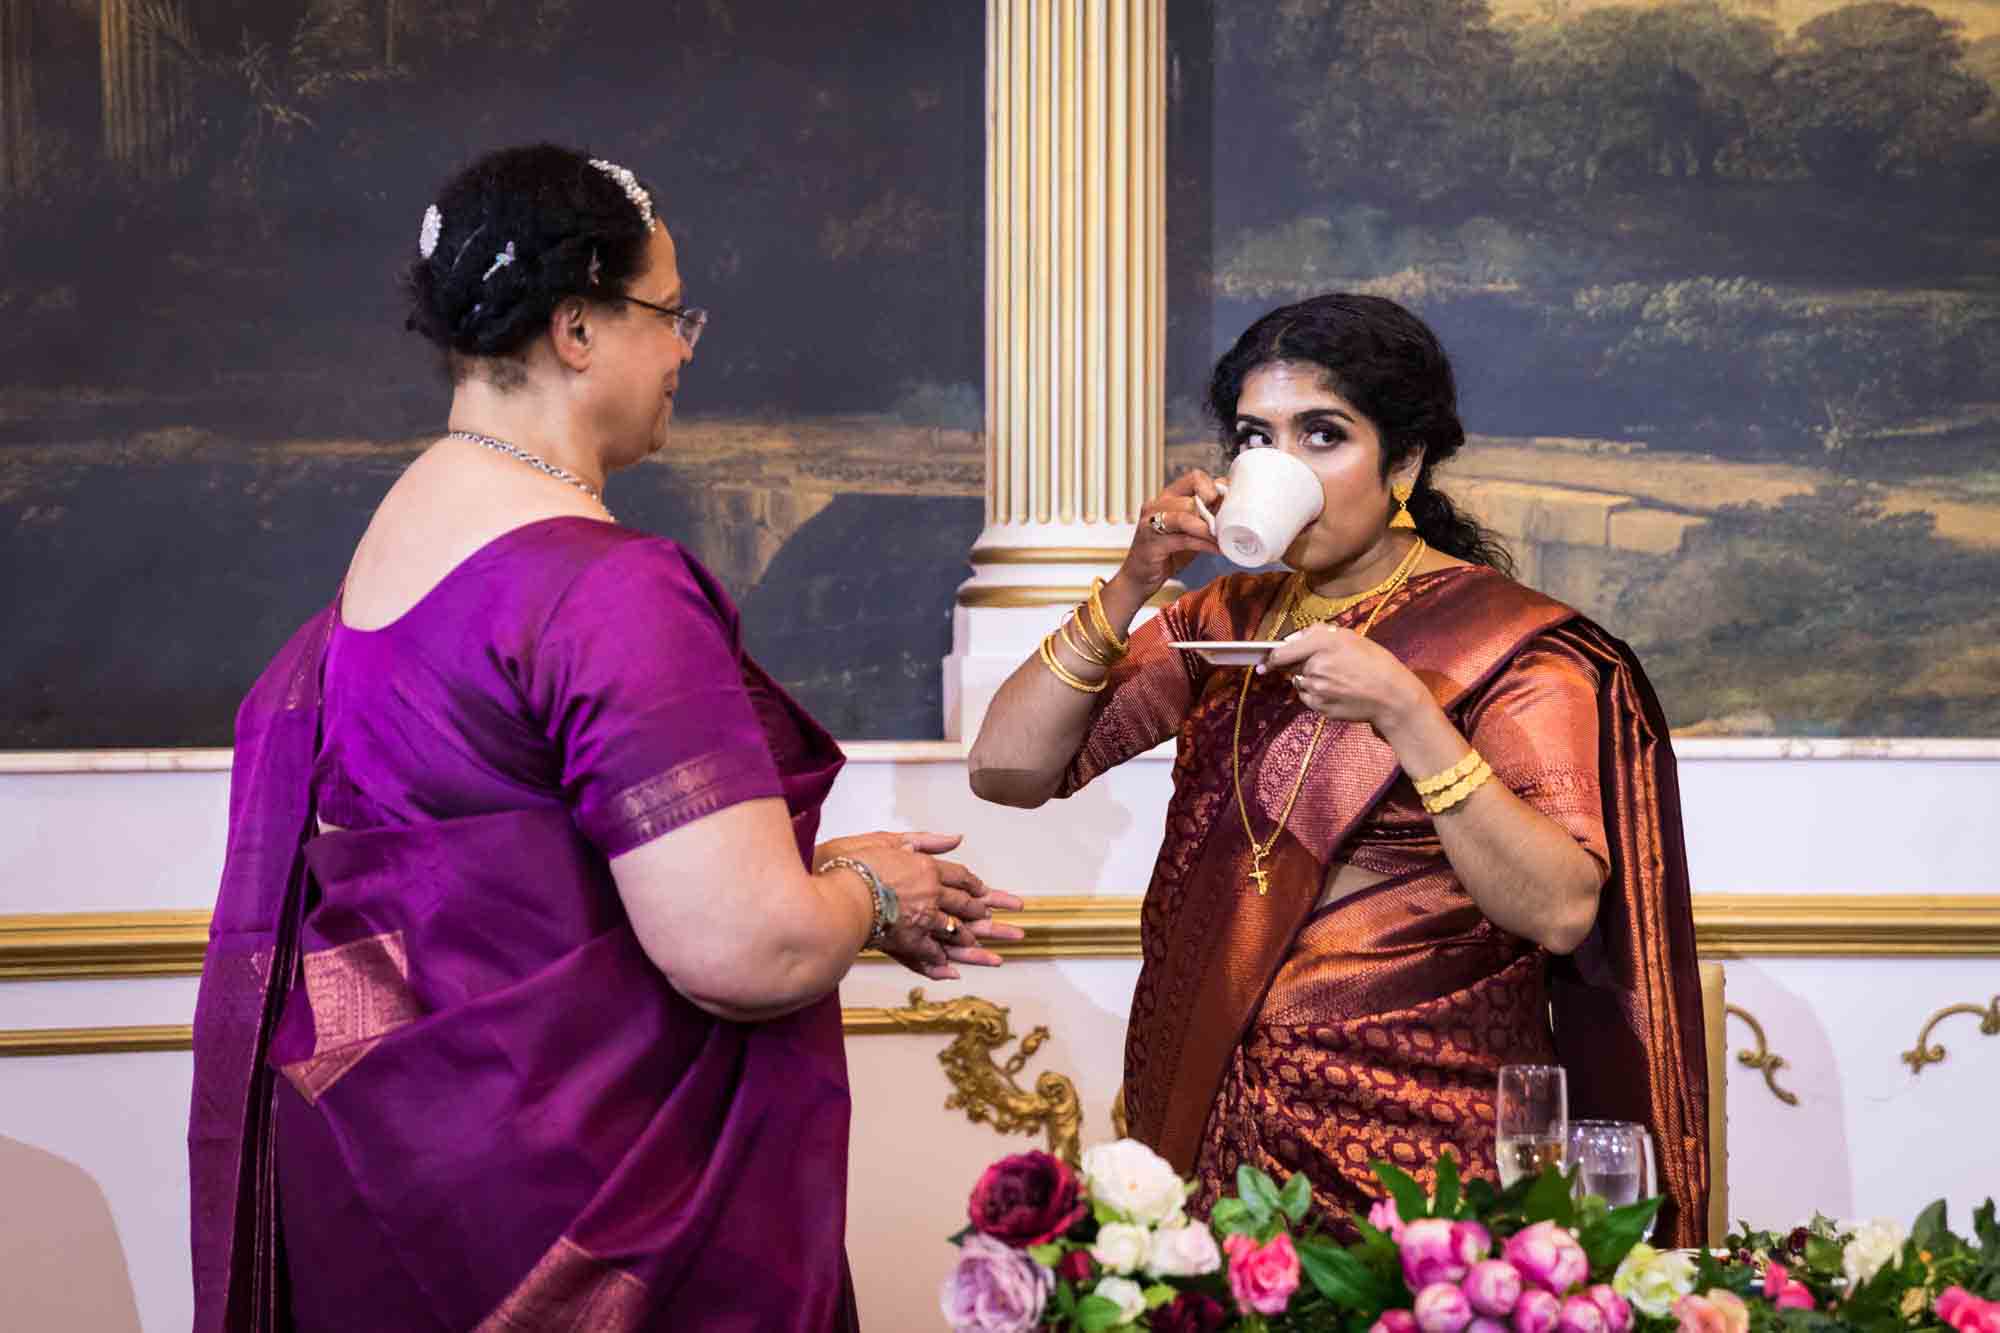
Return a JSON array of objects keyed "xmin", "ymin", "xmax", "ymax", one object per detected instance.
[{"xmin": 1207, "ymin": 449, "xmax": 1324, "ymax": 567}]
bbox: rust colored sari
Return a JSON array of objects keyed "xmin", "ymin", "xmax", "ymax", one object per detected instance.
[{"xmin": 1058, "ymin": 567, "xmax": 1709, "ymax": 1246}]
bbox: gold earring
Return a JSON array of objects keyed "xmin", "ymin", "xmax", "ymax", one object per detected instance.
[{"xmin": 1390, "ymin": 482, "xmax": 1417, "ymax": 529}]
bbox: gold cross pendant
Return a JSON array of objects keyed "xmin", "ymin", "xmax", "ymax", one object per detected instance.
[{"xmin": 1249, "ymin": 849, "xmax": 1271, "ymax": 896}]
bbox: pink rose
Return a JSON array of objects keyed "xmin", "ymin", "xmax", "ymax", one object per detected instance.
[
  {"xmin": 1466, "ymin": 1259, "xmax": 1526, "ymax": 1316},
  {"xmin": 1402, "ymin": 1218, "xmax": 1494, "ymax": 1288},
  {"xmin": 1470, "ymin": 1320, "xmax": 1513, "ymax": 1333},
  {"xmin": 1416, "ymin": 1283, "xmax": 1477, "ymax": 1333},
  {"xmin": 1372, "ymin": 1195, "xmax": 1410, "ymax": 1240},
  {"xmin": 966, "ymin": 1151, "xmax": 1086, "ymax": 1248},
  {"xmin": 1556, "ymin": 1294, "xmax": 1607, "ymax": 1333},
  {"xmin": 940, "ymin": 1234, "xmax": 1056, "ymax": 1333},
  {"xmin": 1225, "ymin": 1231, "xmax": 1302, "ymax": 1316},
  {"xmin": 1372, "ymin": 1310, "xmax": 1422, "ymax": 1333},
  {"xmin": 1938, "ymin": 1288, "xmax": 2000, "ymax": 1333},
  {"xmin": 1762, "ymin": 1262, "xmax": 1816, "ymax": 1312},
  {"xmin": 1675, "ymin": 1291, "xmax": 1748, "ymax": 1333},
  {"xmin": 1504, "ymin": 1222, "xmax": 1589, "ymax": 1295},
  {"xmin": 1586, "ymin": 1284, "xmax": 1633, "ymax": 1333},
  {"xmin": 1514, "ymin": 1287, "xmax": 1563, "ymax": 1333}
]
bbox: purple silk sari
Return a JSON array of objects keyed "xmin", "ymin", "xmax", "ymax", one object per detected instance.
[{"xmin": 189, "ymin": 519, "xmax": 859, "ymax": 1331}]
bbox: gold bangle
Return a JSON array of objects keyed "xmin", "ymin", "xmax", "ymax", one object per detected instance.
[
  {"xmin": 1039, "ymin": 633, "xmax": 1107, "ymax": 694},
  {"xmin": 1412, "ymin": 749, "xmax": 1484, "ymax": 797},
  {"xmin": 1059, "ymin": 615, "xmax": 1114, "ymax": 667},
  {"xmin": 1422, "ymin": 759, "xmax": 1494, "ymax": 815},
  {"xmin": 1085, "ymin": 577, "xmax": 1130, "ymax": 656}
]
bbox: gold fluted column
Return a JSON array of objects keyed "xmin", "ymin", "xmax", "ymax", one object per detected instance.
[{"xmin": 944, "ymin": 0, "xmax": 1167, "ymax": 740}]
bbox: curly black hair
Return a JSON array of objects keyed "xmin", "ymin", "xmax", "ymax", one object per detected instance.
[
  {"xmin": 1207, "ymin": 293, "xmax": 1514, "ymax": 574},
  {"xmin": 403, "ymin": 143, "xmax": 659, "ymax": 384}
]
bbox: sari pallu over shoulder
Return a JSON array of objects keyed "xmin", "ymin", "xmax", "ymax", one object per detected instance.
[{"xmin": 1120, "ymin": 570, "xmax": 1710, "ymax": 1247}]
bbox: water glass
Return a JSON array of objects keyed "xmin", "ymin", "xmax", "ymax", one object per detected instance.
[
  {"xmin": 1567, "ymin": 1119, "xmax": 1653, "ymax": 1216},
  {"xmin": 1495, "ymin": 1064, "xmax": 1568, "ymax": 1186}
]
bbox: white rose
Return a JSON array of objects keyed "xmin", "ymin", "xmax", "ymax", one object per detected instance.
[
  {"xmin": 1146, "ymin": 1218, "xmax": 1222, "ymax": 1278},
  {"xmin": 1081, "ymin": 1139, "xmax": 1187, "ymax": 1225},
  {"xmin": 1612, "ymin": 1243, "xmax": 1698, "ymax": 1318},
  {"xmin": 1090, "ymin": 1223, "xmax": 1153, "ymax": 1276},
  {"xmin": 1842, "ymin": 1218, "xmax": 1907, "ymax": 1289},
  {"xmin": 1093, "ymin": 1276, "xmax": 1149, "ymax": 1326}
]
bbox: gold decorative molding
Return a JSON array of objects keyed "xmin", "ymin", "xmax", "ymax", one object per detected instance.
[
  {"xmin": 846, "ymin": 987, "xmax": 1083, "ymax": 1164},
  {"xmin": 953, "ymin": 583, "xmax": 1177, "ymax": 609},
  {"xmin": 969, "ymin": 547, "xmax": 1135, "ymax": 566},
  {"xmin": 1902, "ymin": 996, "xmax": 2000, "ymax": 1076},
  {"xmin": 1724, "ymin": 1004, "xmax": 1800, "ymax": 1106},
  {"xmin": 8, "ymin": 895, "xmax": 2000, "ymax": 982},
  {"xmin": 0, "ymin": 911, "xmax": 210, "ymax": 980},
  {"xmin": 0, "ymin": 1025, "xmax": 193, "ymax": 1057}
]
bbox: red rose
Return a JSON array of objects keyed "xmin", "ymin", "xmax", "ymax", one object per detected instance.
[
  {"xmin": 1057, "ymin": 1249, "xmax": 1095, "ymax": 1286},
  {"xmin": 967, "ymin": 1151, "xmax": 1087, "ymax": 1248},
  {"xmin": 1152, "ymin": 1290, "xmax": 1230, "ymax": 1333}
]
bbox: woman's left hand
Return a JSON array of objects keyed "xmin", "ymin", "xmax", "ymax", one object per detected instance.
[
  {"xmin": 814, "ymin": 831, "xmax": 1026, "ymax": 981},
  {"xmin": 1260, "ymin": 624, "xmax": 1432, "ymax": 731}
]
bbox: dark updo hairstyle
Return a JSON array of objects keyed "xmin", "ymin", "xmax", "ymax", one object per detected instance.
[
  {"xmin": 1208, "ymin": 293, "xmax": 1513, "ymax": 575},
  {"xmin": 403, "ymin": 143, "xmax": 659, "ymax": 384}
]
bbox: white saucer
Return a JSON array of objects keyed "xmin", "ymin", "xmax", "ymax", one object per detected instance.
[{"xmin": 1168, "ymin": 640, "xmax": 1284, "ymax": 667}]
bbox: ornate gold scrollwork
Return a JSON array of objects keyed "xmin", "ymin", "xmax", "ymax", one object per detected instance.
[
  {"xmin": 844, "ymin": 988, "xmax": 1083, "ymax": 1165},
  {"xmin": 1902, "ymin": 996, "xmax": 2000, "ymax": 1076},
  {"xmin": 1724, "ymin": 1004, "xmax": 1799, "ymax": 1106}
]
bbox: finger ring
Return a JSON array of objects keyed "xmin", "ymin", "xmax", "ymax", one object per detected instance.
[{"xmin": 1148, "ymin": 513, "xmax": 1167, "ymax": 535}]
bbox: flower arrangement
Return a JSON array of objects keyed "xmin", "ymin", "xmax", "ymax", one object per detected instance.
[{"xmin": 944, "ymin": 1139, "xmax": 2000, "ymax": 1333}]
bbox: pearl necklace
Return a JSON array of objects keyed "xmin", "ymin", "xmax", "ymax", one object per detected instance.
[{"xmin": 448, "ymin": 430, "xmax": 613, "ymax": 518}]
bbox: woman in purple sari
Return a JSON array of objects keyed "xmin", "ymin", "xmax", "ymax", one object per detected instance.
[{"xmin": 188, "ymin": 144, "xmax": 1022, "ymax": 1332}]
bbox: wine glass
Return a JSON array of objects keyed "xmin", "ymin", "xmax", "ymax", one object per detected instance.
[
  {"xmin": 1495, "ymin": 1064, "xmax": 1568, "ymax": 1186},
  {"xmin": 1567, "ymin": 1119, "xmax": 1653, "ymax": 1220}
]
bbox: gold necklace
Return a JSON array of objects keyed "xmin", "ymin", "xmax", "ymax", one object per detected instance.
[
  {"xmin": 1282, "ymin": 552, "xmax": 1421, "ymax": 634},
  {"xmin": 1231, "ymin": 537, "xmax": 1427, "ymax": 895}
]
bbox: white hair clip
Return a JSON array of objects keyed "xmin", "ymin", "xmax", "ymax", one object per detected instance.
[
  {"xmin": 418, "ymin": 204, "xmax": 442, "ymax": 259},
  {"xmin": 589, "ymin": 158, "xmax": 657, "ymax": 231},
  {"xmin": 588, "ymin": 249, "xmax": 602, "ymax": 286},
  {"xmin": 482, "ymin": 241, "xmax": 516, "ymax": 282}
]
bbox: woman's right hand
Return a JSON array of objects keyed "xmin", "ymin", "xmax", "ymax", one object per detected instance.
[
  {"xmin": 817, "ymin": 832, "xmax": 1024, "ymax": 980},
  {"xmin": 1119, "ymin": 468, "xmax": 1225, "ymax": 597}
]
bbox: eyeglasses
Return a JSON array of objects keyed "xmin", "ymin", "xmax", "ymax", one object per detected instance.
[{"xmin": 614, "ymin": 295, "xmax": 708, "ymax": 350}]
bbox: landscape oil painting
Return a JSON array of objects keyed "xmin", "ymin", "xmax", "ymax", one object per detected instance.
[
  {"xmin": 0, "ymin": 0, "xmax": 984, "ymax": 746},
  {"xmin": 1172, "ymin": 0, "xmax": 2000, "ymax": 737}
]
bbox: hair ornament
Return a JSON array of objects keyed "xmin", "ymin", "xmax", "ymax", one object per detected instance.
[
  {"xmin": 418, "ymin": 204, "xmax": 443, "ymax": 259},
  {"xmin": 589, "ymin": 158, "xmax": 657, "ymax": 231},
  {"xmin": 588, "ymin": 248, "xmax": 602, "ymax": 287},
  {"xmin": 482, "ymin": 241, "xmax": 517, "ymax": 282}
]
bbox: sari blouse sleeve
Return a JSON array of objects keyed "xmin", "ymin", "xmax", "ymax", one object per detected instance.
[
  {"xmin": 1461, "ymin": 632, "xmax": 1611, "ymax": 870},
  {"xmin": 532, "ymin": 539, "xmax": 784, "ymax": 858},
  {"xmin": 1055, "ymin": 590, "xmax": 1214, "ymax": 797}
]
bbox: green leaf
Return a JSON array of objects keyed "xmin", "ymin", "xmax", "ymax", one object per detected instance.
[
  {"xmin": 1028, "ymin": 1243, "xmax": 1065, "ymax": 1267},
  {"xmin": 1911, "ymin": 1200, "xmax": 1952, "ymax": 1253},
  {"xmin": 1093, "ymin": 1199, "xmax": 1126, "ymax": 1228},
  {"xmin": 1278, "ymin": 1171, "xmax": 1314, "ymax": 1225},
  {"xmin": 1211, "ymin": 1197, "xmax": 1260, "ymax": 1237},
  {"xmin": 1519, "ymin": 1166, "xmax": 1579, "ymax": 1227},
  {"xmin": 1144, "ymin": 1283, "xmax": 1178, "ymax": 1309},
  {"xmin": 1074, "ymin": 1294, "xmax": 1127, "ymax": 1332},
  {"xmin": 947, "ymin": 1224, "xmax": 973, "ymax": 1245},
  {"xmin": 1240, "ymin": 1165, "xmax": 1284, "ymax": 1222},
  {"xmin": 1463, "ymin": 1177, "xmax": 1499, "ymax": 1215},
  {"xmin": 1297, "ymin": 1237, "xmax": 1396, "ymax": 1311},
  {"xmin": 1578, "ymin": 1197, "xmax": 1664, "ymax": 1276},
  {"xmin": 1372, "ymin": 1161, "xmax": 1432, "ymax": 1223},
  {"xmin": 1433, "ymin": 1150, "xmax": 1462, "ymax": 1219},
  {"xmin": 1803, "ymin": 1233, "xmax": 1844, "ymax": 1274}
]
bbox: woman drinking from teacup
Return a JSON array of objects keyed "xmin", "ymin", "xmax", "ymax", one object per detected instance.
[{"xmin": 969, "ymin": 294, "xmax": 1710, "ymax": 1245}]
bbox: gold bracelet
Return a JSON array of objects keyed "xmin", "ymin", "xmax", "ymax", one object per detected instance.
[
  {"xmin": 1039, "ymin": 633, "xmax": 1108, "ymax": 693},
  {"xmin": 1422, "ymin": 758, "xmax": 1494, "ymax": 815},
  {"xmin": 1412, "ymin": 748, "xmax": 1484, "ymax": 797},
  {"xmin": 1059, "ymin": 614, "xmax": 1114, "ymax": 667},
  {"xmin": 1085, "ymin": 577, "xmax": 1130, "ymax": 657}
]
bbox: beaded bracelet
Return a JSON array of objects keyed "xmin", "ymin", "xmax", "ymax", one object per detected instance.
[
  {"xmin": 1421, "ymin": 757, "xmax": 1494, "ymax": 816},
  {"xmin": 1413, "ymin": 749, "xmax": 1484, "ymax": 797}
]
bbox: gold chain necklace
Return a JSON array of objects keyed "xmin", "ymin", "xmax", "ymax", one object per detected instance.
[
  {"xmin": 1282, "ymin": 556, "xmax": 1420, "ymax": 634},
  {"xmin": 1231, "ymin": 538, "xmax": 1427, "ymax": 895}
]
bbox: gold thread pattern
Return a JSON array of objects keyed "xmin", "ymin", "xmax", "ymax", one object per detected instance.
[
  {"xmin": 1725, "ymin": 1003, "xmax": 1799, "ymax": 1106},
  {"xmin": 844, "ymin": 987, "xmax": 1084, "ymax": 1165},
  {"xmin": 1901, "ymin": 996, "xmax": 2000, "ymax": 1076}
]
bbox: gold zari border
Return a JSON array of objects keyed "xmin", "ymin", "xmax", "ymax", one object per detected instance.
[{"xmin": 3, "ymin": 895, "xmax": 1999, "ymax": 982}]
